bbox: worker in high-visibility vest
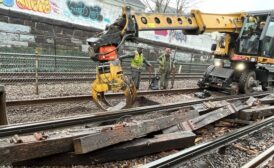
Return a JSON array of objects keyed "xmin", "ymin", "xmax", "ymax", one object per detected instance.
[
  {"xmin": 158, "ymin": 48, "xmax": 175, "ymax": 89},
  {"xmin": 120, "ymin": 44, "xmax": 152, "ymax": 89}
]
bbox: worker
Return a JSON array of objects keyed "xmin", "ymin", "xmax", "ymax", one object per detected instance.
[
  {"xmin": 258, "ymin": 21, "xmax": 266, "ymax": 31},
  {"xmin": 241, "ymin": 17, "xmax": 263, "ymax": 54},
  {"xmin": 158, "ymin": 48, "xmax": 174, "ymax": 90},
  {"xmin": 120, "ymin": 44, "xmax": 152, "ymax": 89},
  {"xmin": 248, "ymin": 21, "xmax": 266, "ymax": 54}
]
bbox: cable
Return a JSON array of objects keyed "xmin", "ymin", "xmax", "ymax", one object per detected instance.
[{"xmin": 94, "ymin": 33, "xmax": 134, "ymax": 57}]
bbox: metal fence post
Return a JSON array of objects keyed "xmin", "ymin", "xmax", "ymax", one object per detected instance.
[
  {"xmin": 35, "ymin": 49, "xmax": 40, "ymax": 95},
  {"xmin": 189, "ymin": 54, "xmax": 193, "ymax": 73},
  {"xmin": 178, "ymin": 65, "xmax": 182, "ymax": 74},
  {"xmin": 54, "ymin": 56, "xmax": 57, "ymax": 71},
  {"xmin": 0, "ymin": 85, "xmax": 8, "ymax": 125}
]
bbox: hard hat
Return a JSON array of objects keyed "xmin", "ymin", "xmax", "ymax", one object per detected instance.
[
  {"xmin": 248, "ymin": 16, "xmax": 257, "ymax": 23},
  {"xmin": 137, "ymin": 43, "xmax": 144, "ymax": 49},
  {"xmin": 260, "ymin": 21, "xmax": 266, "ymax": 26}
]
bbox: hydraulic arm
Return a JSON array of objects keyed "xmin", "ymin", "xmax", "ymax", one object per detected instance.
[
  {"xmin": 88, "ymin": 6, "xmax": 273, "ymax": 110},
  {"xmin": 87, "ymin": 6, "xmax": 245, "ymax": 110}
]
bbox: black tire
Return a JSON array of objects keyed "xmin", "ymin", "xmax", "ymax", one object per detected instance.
[
  {"xmin": 229, "ymin": 83, "xmax": 239, "ymax": 95},
  {"xmin": 239, "ymin": 71, "xmax": 256, "ymax": 94},
  {"xmin": 197, "ymin": 79, "xmax": 205, "ymax": 89}
]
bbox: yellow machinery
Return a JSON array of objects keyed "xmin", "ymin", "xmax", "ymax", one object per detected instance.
[
  {"xmin": 91, "ymin": 60, "xmax": 136, "ymax": 110},
  {"xmin": 88, "ymin": 6, "xmax": 274, "ymax": 110}
]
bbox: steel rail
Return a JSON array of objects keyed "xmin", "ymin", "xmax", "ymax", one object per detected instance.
[
  {"xmin": 0, "ymin": 91, "xmax": 271, "ymax": 138},
  {"xmin": 0, "ymin": 72, "xmax": 203, "ymax": 76},
  {"xmin": 0, "ymin": 75, "xmax": 202, "ymax": 83},
  {"xmin": 142, "ymin": 116, "xmax": 274, "ymax": 168},
  {"xmin": 242, "ymin": 145, "xmax": 274, "ymax": 168},
  {"xmin": 6, "ymin": 88, "xmax": 200, "ymax": 106}
]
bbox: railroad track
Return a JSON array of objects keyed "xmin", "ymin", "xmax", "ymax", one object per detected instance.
[
  {"xmin": 242, "ymin": 145, "xmax": 274, "ymax": 168},
  {"xmin": 6, "ymin": 88, "xmax": 200, "ymax": 106},
  {"xmin": 0, "ymin": 72, "xmax": 203, "ymax": 83},
  {"xmin": 142, "ymin": 116, "xmax": 274, "ymax": 168},
  {"xmin": 0, "ymin": 91, "xmax": 271, "ymax": 138}
]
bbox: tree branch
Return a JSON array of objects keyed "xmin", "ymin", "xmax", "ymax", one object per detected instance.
[{"xmin": 163, "ymin": 0, "xmax": 171, "ymax": 13}]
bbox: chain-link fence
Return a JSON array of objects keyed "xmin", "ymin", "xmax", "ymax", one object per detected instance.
[
  {"xmin": 0, "ymin": 52, "xmax": 94, "ymax": 72},
  {"xmin": 0, "ymin": 51, "xmax": 211, "ymax": 95}
]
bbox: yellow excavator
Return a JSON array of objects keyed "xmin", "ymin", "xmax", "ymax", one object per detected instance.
[{"xmin": 87, "ymin": 6, "xmax": 274, "ymax": 110}]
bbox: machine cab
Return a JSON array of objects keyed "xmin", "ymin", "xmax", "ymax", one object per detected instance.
[
  {"xmin": 236, "ymin": 11, "xmax": 274, "ymax": 58},
  {"xmin": 262, "ymin": 17, "xmax": 274, "ymax": 57}
]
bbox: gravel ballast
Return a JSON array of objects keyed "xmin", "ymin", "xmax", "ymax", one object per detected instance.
[
  {"xmin": 4, "ymin": 80, "xmax": 198, "ymax": 100},
  {"xmin": 178, "ymin": 124, "xmax": 274, "ymax": 168}
]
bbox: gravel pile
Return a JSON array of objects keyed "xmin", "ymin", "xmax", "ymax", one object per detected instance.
[
  {"xmin": 144, "ymin": 94, "xmax": 199, "ymax": 104},
  {"xmin": 6, "ymin": 79, "xmax": 202, "ymax": 124},
  {"xmin": 178, "ymin": 124, "xmax": 274, "ymax": 168},
  {"xmin": 4, "ymin": 79, "xmax": 198, "ymax": 100},
  {"xmin": 7, "ymin": 101, "xmax": 100, "ymax": 124}
]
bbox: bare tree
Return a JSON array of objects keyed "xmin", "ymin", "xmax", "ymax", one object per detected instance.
[
  {"xmin": 141, "ymin": 0, "xmax": 200, "ymax": 14},
  {"xmin": 155, "ymin": 0, "xmax": 171, "ymax": 13},
  {"xmin": 142, "ymin": 0, "xmax": 154, "ymax": 12}
]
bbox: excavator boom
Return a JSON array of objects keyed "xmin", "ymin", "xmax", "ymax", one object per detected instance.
[
  {"xmin": 88, "ymin": 6, "xmax": 274, "ymax": 110},
  {"xmin": 133, "ymin": 10, "xmax": 244, "ymax": 34}
]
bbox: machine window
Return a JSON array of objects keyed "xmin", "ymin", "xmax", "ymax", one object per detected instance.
[
  {"xmin": 266, "ymin": 22, "xmax": 274, "ymax": 37},
  {"xmin": 262, "ymin": 21, "xmax": 274, "ymax": 57},
  {"xmin": 238, "ymin": 17, "xmax": 262, "ymax": 55}
]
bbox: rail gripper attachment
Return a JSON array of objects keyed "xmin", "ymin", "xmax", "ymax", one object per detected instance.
[{"xmin": 91, "ymin": 75, "xmax": 137, "ymax": 111}]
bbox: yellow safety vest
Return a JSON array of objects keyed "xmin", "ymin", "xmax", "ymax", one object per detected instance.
[
  {"xmin": 159, "ymin": 54, "xmax": 167, "ymax": 71},
  {"xmin": 131, "ymin": 51, "xmax": 144, "ymax": 69},
  {"xmin": 159, "ymin": 54, "xmax": 172, "ymax": 72}
]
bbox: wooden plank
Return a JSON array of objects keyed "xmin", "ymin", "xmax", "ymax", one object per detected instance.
[
  {"xmin": 0, "ymin": 111, "xmax": 190, "ymax": 163},
  {"xmin": 224, "ymin": 118, "xmax": 255, "ymax": 125},
  {"xmin": 164, "ymin": 100, "xmax": 252, "ymax": 133},
  {"xmin": 73, "ymin": 114, "xmax": 188, "ymax": 154},
  {"xmin": 0, "ymin": 129, "xmax": 97, "ymax": 164},
  {"xmin": 163, "ymin": 110, "xmax": 199, "ymax": 134},
  {"xmin": 180, "ymin": 102, "xmax": 249, "ymax": 131},
  {"xmin": 259, "ymin": 94, "xmax": 274, "ymax": 104},
  {"xmin": 14, "ymin": 131, "xmax": 196, "ymax": 166},
  {"xmin": 192, "ymin": 100, "xmax": 229, "ymax": 114},
  {"xmin": 239, "ymin": 105, "xmax": 274, "ymax": 121}
]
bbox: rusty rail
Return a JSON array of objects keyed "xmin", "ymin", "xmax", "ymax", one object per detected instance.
[
  {"xmin": 0, "ymin": 91, "xmax": 271, "ymax": 138},
  {"xmin": 0, "ymin": 73, "xmax": 202, "ymax": 84},
  {"xmin": 242, "ymin": 145, "xmax": 274, "ymax": 168},
  {"xmin": 142, "ymin": 116, "xmax": 274, "ymax": 168}
]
